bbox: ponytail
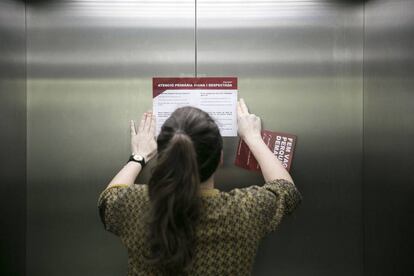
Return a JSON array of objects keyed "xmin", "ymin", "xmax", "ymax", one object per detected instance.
[{"xmin": 146, "ymin": 132, "xmax": 201, "ymax": 275}]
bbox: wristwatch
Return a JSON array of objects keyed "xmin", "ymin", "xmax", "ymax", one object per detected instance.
[{"xmin": 128, "ymin": 154, "xmax": 146, "ymax": 168}]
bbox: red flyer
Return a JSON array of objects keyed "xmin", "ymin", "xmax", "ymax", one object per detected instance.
[{"xmin": 234, "ymin": 130, "xmax": 297, "ymax": 172}]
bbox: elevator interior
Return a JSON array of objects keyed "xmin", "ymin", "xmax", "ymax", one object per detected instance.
[{"xmin": 0, "ymin": 0, "xmax": 413, "ymax": 275}]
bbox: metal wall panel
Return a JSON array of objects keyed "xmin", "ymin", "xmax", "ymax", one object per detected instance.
[
  {"xmin": 21, "ymin": 0, "xmax": 414, "ymax": 274},
  {"xmin": 0, "ymin": 1, "xmax": 26, "ymax": 275},
  {"xmin": 26, "ymin": 0, "xmax": 368, "ymax": 275},
  {"xmin": 364, "ymin": 0, "xmax": 414, "ymax": 275},
  {"xmin": 198, "ymin": 1, "xmax": 363, "ymax": 275},
  {"xmin": 26, "ymin": 1, "xmax": 195, "ymax": 275}
]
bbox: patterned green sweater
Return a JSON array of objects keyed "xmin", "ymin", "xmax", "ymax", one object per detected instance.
[{"xmin": 98, "ymin": 179, "xmax": 302, "ymax": 275}]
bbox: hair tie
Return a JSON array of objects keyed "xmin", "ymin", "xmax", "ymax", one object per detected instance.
[{"xmin": 175, "ymin": 129, "xmax": 186, "ymax": 135}]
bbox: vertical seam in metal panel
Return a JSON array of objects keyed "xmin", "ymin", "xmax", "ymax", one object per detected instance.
[
  {"xmin": 195, "ymin": 0, "xmax": 198, "ymax": 77},
  {"xmin": 24, "ymin": 1, "xmax": 28, "ymax": 275},
  {"xmin": 362, "ymin": 1, "xmax": 366, "ymax": 275}
]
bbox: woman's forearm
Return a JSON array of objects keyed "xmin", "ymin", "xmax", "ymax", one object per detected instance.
[
  {"xmin": 107, "ymin": 161, "xmax": 142, "ymax": 188},
  {"xmin": 245, "ymin": 136, "xmax": 294, "ymax": 184}
]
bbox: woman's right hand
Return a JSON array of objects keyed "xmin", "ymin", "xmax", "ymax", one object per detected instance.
[
  {"xmin": 237, "ymin": 98, "xmax": 262, "ymax": 143},
  {"xmin": 237, "ymin": 99, "xmax": 294, "ymax": 184}
]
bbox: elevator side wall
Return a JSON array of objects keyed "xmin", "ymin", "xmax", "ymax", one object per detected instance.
[
  {"xmin": 364, "ymin": 0, "xmax": 414, "ymax": 275},
  {"xmin": 0, "ymin": 1, "xmax": 27, "ymax": 275}
]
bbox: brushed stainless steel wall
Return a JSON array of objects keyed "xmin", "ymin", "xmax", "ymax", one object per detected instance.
[
  {"xmin": 27, "ymin": 0, "xmax": 364, "ymax": 275},
  {"xmin": 0, "ymin": 1, "xmax": 26, "ymax": 275},
  {"xmin": 364, "ymin": 0, "xmax": 414, "ymax": 275},
  {"xmin": 26, "ymin": 1, "xmax": 195, "ymax": 275},
  {"xmin": 198, "ymin": 1, "xmax": 363, "ymax": 275}
]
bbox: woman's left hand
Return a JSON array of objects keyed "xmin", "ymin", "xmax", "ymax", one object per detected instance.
[{"xmin": 130, "ymin": 111, "xmax": 157, "ymax": 162}]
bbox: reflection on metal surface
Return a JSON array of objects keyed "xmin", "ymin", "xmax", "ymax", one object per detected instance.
[
  {"xmin": 26, "ymin": 0, "xmax": 366, "ymax": 78},
  {"xmin": 27, "ymin": 0, "xmax": 195, "ymax": 78},
  {"xmin": 198, "ymin": 0, "xmax": 363, "ymax": 77},
  {"xmin": 0, "ymin": 1, "xmax": 26, "ymax": 76}
]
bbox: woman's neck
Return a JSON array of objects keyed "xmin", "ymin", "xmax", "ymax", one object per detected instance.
[{"xmin": 199, "ymin": 175, "xmax": 215, "ymax": 190}]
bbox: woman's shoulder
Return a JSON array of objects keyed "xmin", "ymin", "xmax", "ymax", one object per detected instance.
[
  {"xmin": 215, "ymin": 180, "xmax": 299, "ymax": 208},
  {"xmin": 202, "ymin": 185, "xmax": 264, "ymax": 209},
  {"xmin": 102, "ymin": 183, "xmax": 150, "ymax": 205}
]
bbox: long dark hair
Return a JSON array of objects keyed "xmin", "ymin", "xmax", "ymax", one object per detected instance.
[{"xmin": 145, "ymin": 106, "xmax": 223, "ymax": 275}]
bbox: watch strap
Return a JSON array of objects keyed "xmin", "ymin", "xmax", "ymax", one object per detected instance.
[{"xmin": 128, "ymin": 154, "xmax": 146, "ymax": 167}]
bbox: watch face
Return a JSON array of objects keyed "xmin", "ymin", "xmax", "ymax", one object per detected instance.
[{"xmin": 133, "ymin": 154, "xmax": 143, "ymax": 161}]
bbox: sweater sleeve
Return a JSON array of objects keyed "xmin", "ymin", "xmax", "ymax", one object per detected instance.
[
  {"xmin": 239, "ymin": 179, "xmax": 302, "ymax": 236},
  {"xmin": 97, "ymin": 184, "xmax": 130, "ymax": 236}
]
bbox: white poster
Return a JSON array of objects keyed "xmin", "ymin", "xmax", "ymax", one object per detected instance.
[{"xmin": 153, "ymin": 77, "xmax": 238, "ymax": 137}]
